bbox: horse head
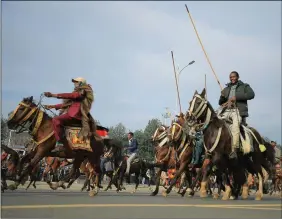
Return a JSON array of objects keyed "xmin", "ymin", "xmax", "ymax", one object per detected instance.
[
  {"xmin": 7, "ymin": 96, "xmax": 37, "ymax": 131},
  {"xmin": 186, "ymin": 88, "xmax": 214, "ymax": 134},
  {"xmin": 152, "ymin": 125, "xmax": 168, "ymax": 142}
]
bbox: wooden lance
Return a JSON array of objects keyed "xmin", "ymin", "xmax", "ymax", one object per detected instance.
[
  {"xmin": 171, "ymin": 51, "xmax": 182, "ymax": 113},
  {"xmin": 185, "ymin": 4, "xmax": 223, "ymax": 91}
]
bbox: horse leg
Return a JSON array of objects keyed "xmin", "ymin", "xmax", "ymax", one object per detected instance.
[
  {"xmin": 131, "ymin": 172, "xmax": 139, "ymax": 194},
  {"xmin": 163, "ymin": 163, "xmax": 187, "ymax": 197},
  {"xmin": 104, "ymin": 172, "xmax": 114, "ymax": 191},
  {"xmin": 81, "ymin": 174, "xmax": 89, "ymax": 192},
  {"xmin": 89, "ymin": 174, "xmax": 99, "ymax": 197},
  {"xmin": 25, "ymin": 178, "xmax": 33, "ymax": 190},
  {"xmin": 150, "ymin": 167, "xmax": 162, "ymax": 196},
  {"xmin": 88, "ymin": 160, "xmax": 101, "ymax": 197},
  {"xmin": 200, "ymin": 158, "xmax": 213, "ymax": 198},
  {"xmin": 8, "ymin": 154, "xmax": 43, "ymax": 191}
]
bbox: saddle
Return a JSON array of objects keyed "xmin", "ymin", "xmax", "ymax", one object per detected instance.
[
  {"xmin": 216, "ymin": 107, "xmax": 260, "ymax": 154},
  {"xmin": 63, "ymin": 121, "xmax": 109, "ymax": 152}
]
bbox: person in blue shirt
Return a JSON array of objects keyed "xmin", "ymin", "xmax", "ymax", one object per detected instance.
[{"xmin": 124, "ymin": 132, "xmax": 138, "ymax": 175}]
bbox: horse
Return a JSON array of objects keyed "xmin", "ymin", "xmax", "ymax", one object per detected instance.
[
  {"xmin": 1, "ymin": 145, "xmax": 40, "ymax": 191},
  {"xmin": 103, "ymin": 145, "xmax": 154, "ymax": 193},
  {"xmin": 160, "ymin": 121, "xmax": 195, "ymax": 197},
  {"xmin": 6, "ymin": 96, "xmax": 104, "ymax": 196},
  {"xmin": 149, "ymin": 124, "xmax": 190, "ymax": 196},
  {"xmin": 185, "ymin": 88, "xmax": 274, "ymax": 200}
]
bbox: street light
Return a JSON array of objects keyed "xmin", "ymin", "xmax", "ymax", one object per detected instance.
[{"xmin": 175, "ymin": 60, "xmax": 195, "ymax": 112}]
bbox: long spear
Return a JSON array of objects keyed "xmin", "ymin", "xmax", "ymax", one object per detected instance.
[
  {"xmin": 185, "ymin": 5, "xmax": 223, "ymax": 91},
  {"xmin": 205, "ymin": 74, "xmax": 207, "ymax": 99},
  {"xmin": 171, "ymin": 51, "xmax": 182, "ymax": 113}
]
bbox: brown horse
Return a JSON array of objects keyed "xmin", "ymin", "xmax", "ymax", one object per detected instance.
[
  {"xmin": 1, "ymin": 145, "xmax": 39, "ymax": 191},
  {"xmin": 186, "ymin": 88, "xmax": 274, "ymax": 200},
  {"xmin": 43, "ymin": 157, "xmax": 72, "ymax": 183},
  {"xmin": 149, "ymin": 124, "xmax": 192, "ymax": 196},
  {"xmin": 7, "ymin": 96, "xmax": 104, "ymax": 196},
  {"xmin": 161, "ymin": 122, "xmax": 194, "ymax": 197}
]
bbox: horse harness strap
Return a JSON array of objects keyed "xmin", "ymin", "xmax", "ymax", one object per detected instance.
[
  {"xmin": 157, "ymin": 146, "xmax": 172, "ymax": 163},
  {"xmin": 30, "ymin": 111, "xmax": 44, "ymax": 135},
  {"xmin": 189, "ymin": 94, "xmax": 212, "ymax": 130},
  {"xmin": 203, "ymin": 126, "xmax": 223, "ymax": 154}
]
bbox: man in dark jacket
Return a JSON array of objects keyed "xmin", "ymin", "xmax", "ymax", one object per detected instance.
[
  {"xmin": 124, "ymin": 132, "xmax": 138, "ymax": 175},
  {"xmin": 218, "ymin": 71, "xmax": 255, "ymax": 159}
]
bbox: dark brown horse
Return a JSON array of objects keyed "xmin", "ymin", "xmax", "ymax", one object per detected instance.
[
  {"xmin": 6, "ymin": 96, "xmax": 104, "ymax": 196},
  {"xmin": 186, "ymin": 89, "xmax": 274, "ymax": 200}
]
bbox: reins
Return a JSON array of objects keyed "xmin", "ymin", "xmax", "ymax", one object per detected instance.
[{"xmin": 8, "ymin": 94, "xmax": 57, "ymax": 146}]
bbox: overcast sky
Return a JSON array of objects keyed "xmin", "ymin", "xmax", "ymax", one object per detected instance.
[{"xmin": 2, "ymin": 1, "xmax": 281, "ymax": 143}]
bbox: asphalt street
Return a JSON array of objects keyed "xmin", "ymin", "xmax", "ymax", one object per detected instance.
[{"xmin": 1, "ymin": 182, "xmax": 281, "ymax": 219}]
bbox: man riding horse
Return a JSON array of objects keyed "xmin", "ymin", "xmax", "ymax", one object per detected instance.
[
  {"xmin": 218, "ymin": 71, "xmax": 255, "ymax": 159},
  {"xmin": 124, "ymin": 132, "xmax": 138, "ymax": 176},
  {"xmin": 44, "ymin": 77, "xmax": 102, "ymax": 150}
]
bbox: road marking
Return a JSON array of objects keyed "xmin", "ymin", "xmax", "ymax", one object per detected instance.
[{"xmin": 2, "ymin": 204, "xmax": 281, "ymax": 210}]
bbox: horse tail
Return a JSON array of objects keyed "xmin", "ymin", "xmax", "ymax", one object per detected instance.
[{"xmin": 249, "ymin": 128, "xmax": 275, "ymax": 164}]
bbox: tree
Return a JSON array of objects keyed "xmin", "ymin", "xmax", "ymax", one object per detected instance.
[
  {"xmin": 139, "ymin": 118, "xmax": 162, "ymax": 161},
  {"xmin": 143, "ymin": 118, "xmax": 162, "ymax": 140},
  {"xmin": 108, "ymin": 122, "xmax": 127, "ymax": 143},
  {"xmin": 1, "ymin": 117, "xmax": 9, "ymax": 144}
]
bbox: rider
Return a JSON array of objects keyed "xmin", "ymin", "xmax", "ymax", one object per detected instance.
[
  {"xmin": 218, "ymin": 71, "xmax": 255, "ymax": 159},
  {"xmin": 124, "ymin": 132, "xmax": 138, "ymax": 175},
  {"xmin": 189, "ymin": 130, "xmax": 204, "ymax": 169},
  {"xmin": 44, "ymin": 77, "xmax": 102, "ymax": 149}
]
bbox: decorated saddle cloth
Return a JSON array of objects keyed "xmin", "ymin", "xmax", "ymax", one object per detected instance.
[
  {"xmin": 64, "ymin": 125, "xmax": 109, "ymax": 153},
  {"xmin": 65, "ymin": 127, "xmax": 92, "ymax": 152}
]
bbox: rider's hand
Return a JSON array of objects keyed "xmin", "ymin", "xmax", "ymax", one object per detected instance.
[
  {"xmin": 229, "ymin": 96, "xmax": 236, "ymax": 102},
  {"xmin": 44, "ymin": 92, "xmax": 53, "ymax": 97},
  {"xmin": 44, "ymin": 105, "xmax": 55, "ymax": 109}
]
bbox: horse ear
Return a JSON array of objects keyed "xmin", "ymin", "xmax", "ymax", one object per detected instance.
[
  {"xmin": 194, "ymin": 90, "xmax": 198, "ymax": 95},
  {"xmin": 29, "ymin": 96, "xmax": 33, "ymax": 102},
  {"xmin": 200, "ymin": 88, "xmax": 206, "ymax": 98}
]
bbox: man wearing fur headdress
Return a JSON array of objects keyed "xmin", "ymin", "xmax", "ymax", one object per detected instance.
[{"xmin": 44, "ymin": 77, "xmax": 102, "ymax": 148}]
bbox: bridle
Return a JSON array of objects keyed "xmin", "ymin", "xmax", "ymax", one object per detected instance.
[
  {"xmin": 8, "ymin": 95, "xmax": 55, "ymax": 145},
  {"xmin": 188, "ymin": 93, "xmax": 212, "ymax": 131},
  {"xmin": 8, "ymin": 101, "xmax": 41, "ymax": 134}
]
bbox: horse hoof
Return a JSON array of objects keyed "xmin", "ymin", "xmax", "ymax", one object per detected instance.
[
  {"xmin": 89, "ymin": 190, "xmax": 98, "ymax": 197},
  {"xmin": 150, "ymin": 192, "xmax": 157, "ymax": 196},
  {"xmin": 200, "ymin": 191, "xmax": 207, "ymax": 198},
  {"xmin": 131, "ymin": 190, "xmax": 136, "ymax": 194},
  {"xmin": 230, "ymin": 195, "xmax": 237, "ymax": 200},
  {"xmin": 222, "ymin": 195, "xmax": 229, "ymax": 201},
  {"xmin": 255, "ymin": 194, "xmax": 262, "ymax": 201},
  {"xmin": 213, "ymin": 194, "xmax": 219, "ymax": 199},
  {"xmin": 162, "ymin": 190, "xmax": 167, "ymax": 197}
]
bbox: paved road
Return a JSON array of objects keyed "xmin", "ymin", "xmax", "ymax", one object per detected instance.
[{"xmin": 1, "ymin": 182, "xmax": 281, "ymax": 219}]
